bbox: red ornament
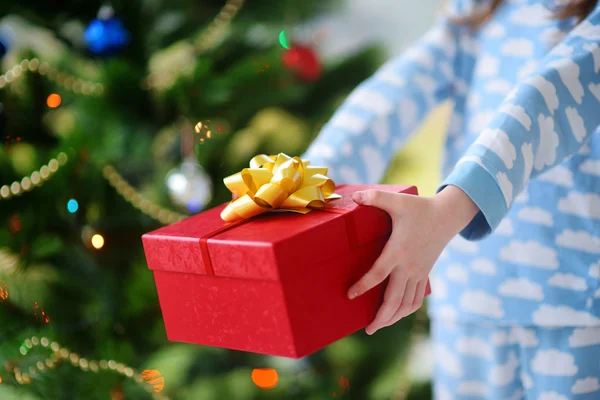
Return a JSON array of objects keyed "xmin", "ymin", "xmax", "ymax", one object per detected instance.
[{"xmin": 282, "ymin": 44, "xmax": 321, "ymax": 82}]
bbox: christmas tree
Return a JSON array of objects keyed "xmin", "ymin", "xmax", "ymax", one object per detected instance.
[{"xmin": 0, "ymin": 0, "xmax": 433, "ymax": 399}]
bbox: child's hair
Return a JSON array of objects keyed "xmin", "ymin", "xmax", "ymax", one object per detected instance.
[{"xmin": 454, "ymin": 0, "xmax": 599, "ymax": 27}]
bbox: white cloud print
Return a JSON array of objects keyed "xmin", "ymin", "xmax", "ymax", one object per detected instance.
[
  {"xmin": 436, "ymin": 344, "xmax": 463, "ymax": 377},
  {"xmin": 549, "ymin": 58, "xmax": 584, "ymax": 104},
  {"xmin": 457, "ymin": 337, "xmax": 492, "ymax": 359},
  {"xmin": 571, "ymin": 377, "xmax": 600, "ymax": 394},
  {"xmin": 496, "ymin": 218, "xmax": 515, "ymax": 235},
  {"xmin": 532, "ymin": 349, "xmax": 578, "ymax": 376},
  {"xmin": 518, "ymin": 60, "xmax": 539, "ymax": 80},
  {"xmin": 475, "ymin": 54, "xmax": 499, "ymax": 77},
  {"xmin": 399, "ymin": 98, "xmax": 418, "ymax": 130},
  {"xmin": 457, "ymin": 381, "xmax": 488, "ymax": 397},
  {"xmin": 497, "ymin": 172, "xmax": 513, "ymax": 207},
  {"xmin": 572, "ymin": 20, "xmax": 600, "ymax": 40},
  {"xmin": 525, "ymin": 75, "xmax": 559, "ymax": 114},
  {"xmin": 534, "ymin": 114, "xmax": 560, "ymax": 170},
  {"xmin": 583, "ymin": 43, "xmax": 600, "ymax": 73},
  {"xmin": 491, "ymin": 326, "xmax": 539, "ymax": 347},
  {"xmin": 537, "ymin": 165, "xmax": 573, "ymax": 187},
  {"xmin": 557, "ymin": 230, "xmax": 600, "ymax": 254},
  {"xmin": 565, "ymin": 107, "xmax": 586, "ymax": 143},
  {"xmin": 339, "ymin": 166, "xmax": 362, "ymax": 183},
  {"xmin": 558, "ymin": 192, "xmax": 600, "ymax": 220},
  {"xmin": 460, "ymin": 290, "xmax": 504, "ymax": 318},
  {"xmin": 484, "ymin": 23, "xmax": 505, "ymax": 38},
  {"xmin": 551, "ymin": 43, "xmax": 574, "ymax": 57},
  {"xmin": 450, "ymin": 235, "xmax": 479, "ymax": 254},
  {"xmin": 510, "ymin": 4, "xmax": 553, "ymax": 26},
  {"xmin": 532, "ymin": 304, "xmax": 600, "ymax": 326},
  {"xmin": 499, "ymin": 104, "xmax": 532, "ymax": 130},
  {"xmin": 474, "ymin": 128, "xmax": 517, "ymax": 169},
  {"xmin": 471, "ymin": 258, "xmax": 497, "ymax": 275},
  {"xmin": 330, "ymin": 112, "xmax": 367, "ymax": 134},
  {"xmin": 489, "ymin": 351, "xmax": 519, "ymax": 386},
  {"xmin": 540, "ymin": 27, "xmax": 565, "ymax": 43},
  {"xmin": 580, "ymin": 160, "xmax": 600, "ymax": 177},
  {"xmin": 569, "ymin": 327, "xmax": 600, "ymax": 347},
  {"xmin": 589, "ymin": 261, "xmax": 600, "ymax": 279},
  {"xmin": 347, "ymin": 89, "xmax": 394, "ymax": 115},
  {"xmin": 446, "ymin": 264, "xmax": 468, "ymax": 284},
  {"xmin": 501, "ymin": 38, "xmax": 534, "ymax": 57},
  {"xmin": 485, "ymin": 79, "xmax": 512, "ymax": 94},
  {"xmin": 468, "ymin": 111, "xmax": 496, "ymax": 133},
  {"xmin": 517, "ymin": 206, "xmax": 553, "ymax": 226},
  {"xmin": 371, "ymin": 117, "xmax": 389, "ymax": 146},
  {"xmin": 590, "ymin": 82, "xmax": 600, "ymax": 102},
  {"xmin": 361, "ymin": 147, "xmax": 386, "ymax": 184},
  {"xmin": 548, "ymin": 273, "xmax": 588, "ymax": 291},
  {"xmin": 498, "ymin": 278, "xmax": 544, "ymax": 300},
  {"xmin": 500, "ymin": 240, "xmax": 559, "ymax": 269},
  {"xmin": 539, "ymin": 392, "xmax": 568, "ymax": 400},
  {"xmin": 376, "ymin": 69, "xmax": 405, "ymax": 87}
]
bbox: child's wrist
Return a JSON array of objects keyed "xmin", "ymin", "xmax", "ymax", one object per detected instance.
[{"xmin": 432, "ymin": 185, "xmax": 480, "ymax": 238}]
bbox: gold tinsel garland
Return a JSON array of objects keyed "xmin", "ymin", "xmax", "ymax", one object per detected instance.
[{"xmin": 5, "ymin": 336, "xmax": 170, "ymax": 399}]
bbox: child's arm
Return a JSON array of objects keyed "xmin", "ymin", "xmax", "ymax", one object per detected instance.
[
  {"xmin": 302, "ymin": 18, "xmax": 461, "ymax": 183},
  {"xmin": 440, "ymin": 7, "xmax": 600, "ymax": 240},
  {"xmin": 346, "ymin": 8, "xmax": 600, "ymax": 335}
]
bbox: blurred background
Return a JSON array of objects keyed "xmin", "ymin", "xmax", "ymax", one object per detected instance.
[{"xmin": 0, "ymin": 0, "xmax": 449, "ymax": 399}]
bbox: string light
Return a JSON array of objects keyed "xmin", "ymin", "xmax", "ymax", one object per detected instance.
[
  {"xmin": 67, "ymin": 199, "xmax": 79, "ymax": 213},
  {"xmin": 0, "ymin": 152, "xmax": 68, "ymax": 201},
  {"xmin": 91, "ymin": 234, "xmax": 104, "ymax": 249},
  {"xmin": 46, "ymin": 93, "xmax": 62, "ymax": 108},
  {"xmin": 102, "ymin": 164, "xmax": 186, "ymax": 225},
  {"xmin": 8, "ymin": 336, "xmax": 170, "ymax": 399},
  {"xmin": 143, "ymin": 0, "xmax": 246, "ymax": 90},
  {"xmin": 0, "ymin": 59, "xmax": 104, "ymax": 96}
]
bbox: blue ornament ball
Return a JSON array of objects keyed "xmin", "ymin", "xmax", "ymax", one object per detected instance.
[
  {"xmin": 84, "ymin": 17, "xmax": 129, "ymax": 55},
  {"xmin": 0, "ymin": 36, "xmax": 9, "ymax": 59}
]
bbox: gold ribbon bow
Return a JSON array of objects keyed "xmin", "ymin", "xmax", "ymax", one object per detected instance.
[{"xmin": 220, "ymin": 153, "xmax": 341, "ymax": 222}]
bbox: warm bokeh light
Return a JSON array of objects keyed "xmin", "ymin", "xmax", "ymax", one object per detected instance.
[
  {"xmin": 141, "ymin": 370, "xmax": 164, "ymax": 393},
  {"xmin": 46, "ymin": 93, "xmax": 62, "ymax": 108},
  {"xmin": 0, "ymin": 280, "xmax": 8, "ymax": 302},
  {"xmin": 251, "ymin": 368, "xmax": 278, "ymax": 389},
  {"xmin": 91, "ymin": 234, "xmax": 104, "ymax": 249},
  {"xmin": 194, "ymin": 121, "xmax": 203, "ymax": 133}
]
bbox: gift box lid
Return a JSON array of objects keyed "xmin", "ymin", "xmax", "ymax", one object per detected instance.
[{"xmin": 142, "ymin": 184, "xmax": 417, "ymax": 282}]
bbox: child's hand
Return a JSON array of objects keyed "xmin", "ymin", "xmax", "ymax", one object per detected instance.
[{"xmin": 348, "ymin": 186, "xmax": 479, "ymax": 335}]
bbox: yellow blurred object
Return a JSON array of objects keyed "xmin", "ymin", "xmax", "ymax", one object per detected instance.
[
  {"xmin": 44, "ymin": 108, "xmax": 76, "ymax": 138},
  {"xmin": 383, "ymin": 102, "xmax": 451, "ymax": 196},
  {"xmin": 9, "ymin": 143, "xmax": 38, "ymax": 176}
]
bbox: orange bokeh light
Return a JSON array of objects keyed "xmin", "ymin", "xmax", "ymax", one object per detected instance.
[
  {"xmin": 251, "ymin": 368, "xmax": 278, "ymax": 389},
  {"xmin": 141, "ymin": 370, "xmax": 164, "ymax": 393},
  {"xmin": 46, "ymin": 93, "xmax": 62, "ymax": 108},
  {"xmin": 0, "ymin": 280, "xmax": 7, "ymax": 302}
]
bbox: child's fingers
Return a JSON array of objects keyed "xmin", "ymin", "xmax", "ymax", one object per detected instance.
[
  {"xmin": 347, "ymin": 242, "xmax": 397, "ymax": 299},
  {"xmin": 365, "ymin": 271, "xmax": 406, "ymax": 335},
  {"xmin": 381, "ymin": 277, "xmax": 418, "ymax": 328},
  {"xmin": 405, "ymin": 279, "xmax": 427, "ymax": 317}
]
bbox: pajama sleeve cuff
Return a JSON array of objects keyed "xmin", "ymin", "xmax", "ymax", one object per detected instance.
[{"xmin": 437, "ymin": 160, "xmax": 508, "ymax": 241}]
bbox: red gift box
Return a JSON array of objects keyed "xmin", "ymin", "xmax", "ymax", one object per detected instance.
[{"xmin": 142, "ymin": 184, "xmax": 431, "ymax": 358}]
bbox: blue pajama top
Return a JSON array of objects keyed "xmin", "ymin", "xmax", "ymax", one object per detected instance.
[{"xmin": 302, "ymin": 0, "xmax": 600, "ymax": 327}]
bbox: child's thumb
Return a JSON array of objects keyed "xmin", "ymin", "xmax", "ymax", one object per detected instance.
[{"xmin": 352, "ymin": 190, "xmax": 398, "ymax": 214}]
